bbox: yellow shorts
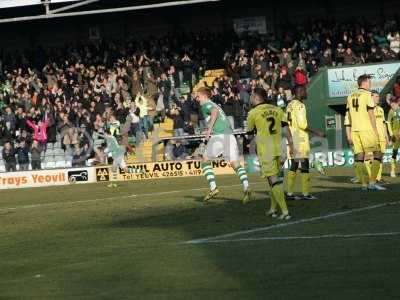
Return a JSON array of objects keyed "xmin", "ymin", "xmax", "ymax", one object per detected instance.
[
  {"xmin": 379, "ymin": 140, "xmax": 387, "ymax": 154},
  {"xmin": 287, "ymin": 142, "xmax": 310, "ymax": 160},
  {"xmin": 352, "ymin": 131, "xmax": 379, "ymax": 155},
  {"xmin": 260, "ymin": 156, "xmax": 281, "ymax": 178}
]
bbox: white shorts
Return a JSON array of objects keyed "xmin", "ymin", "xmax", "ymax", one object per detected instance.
[
  {"xmin": 205, "ymin": 134, "xmax": 240, "ymax": 162},
  {"xmin": 113, "ymin": 155, "xmax": 127, "ymax": 170}
]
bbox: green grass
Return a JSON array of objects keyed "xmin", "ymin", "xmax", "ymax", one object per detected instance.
[{"xmin": 0, "ymin": 167, "xmax": 399, "ymax": 299}]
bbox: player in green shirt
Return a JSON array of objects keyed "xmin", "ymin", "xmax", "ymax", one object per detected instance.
[
  {"xmin": 196, "ymin": 87, "xmax": 251, "ymax": 203},
  {"xmin": 98, "ymin": 129, "xmax": 128, "ymax": 188}
]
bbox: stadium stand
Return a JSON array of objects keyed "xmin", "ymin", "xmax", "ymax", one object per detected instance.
[{"xmin": 1, "ymin": 16, "xmax": 400, "ymax": 171}]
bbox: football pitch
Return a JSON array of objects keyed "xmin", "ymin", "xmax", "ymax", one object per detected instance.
[{"xmin": 0, "ymin": 167, "xmax": 399, "ymax": 299}]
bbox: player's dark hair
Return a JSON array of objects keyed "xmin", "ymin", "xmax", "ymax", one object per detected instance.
[
  {"xmin": 295, "ymin": 86, "xmax": 307, "ymax": 100},
  {"xmin": 252, "ymin": 87, "xmax": 267, "ymax": 103},
  {"xmin": 357, "ymin": 74, "xmax": 371, "ymax": 87}
]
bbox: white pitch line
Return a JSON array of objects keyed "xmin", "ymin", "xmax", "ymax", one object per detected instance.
[
  {"xmin": 193, "ymin": 232, "xmax": 400, "ymax": 244},
  {"xmin": 0, "ymin": 182, "xmax": 266, "ymax": 213},
  {"xmin": 184, "ymin": 201, "xmax": 400, "ymax": 244}
]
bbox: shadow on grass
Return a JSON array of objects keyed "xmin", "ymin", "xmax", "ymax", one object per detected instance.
[{"xmin": 101, "ymin": 171, "xmax": 400, "ymax": 298}]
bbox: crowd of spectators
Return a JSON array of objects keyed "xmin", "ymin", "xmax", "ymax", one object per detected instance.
[{"xmin": 2, "ymin": 17, "xmax": 400, "ymax": 170}]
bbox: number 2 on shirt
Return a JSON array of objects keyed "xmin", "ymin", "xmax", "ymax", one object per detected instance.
[{"xmin": 266, "ymin": 117, "xmax": 277, "ymax": 134}]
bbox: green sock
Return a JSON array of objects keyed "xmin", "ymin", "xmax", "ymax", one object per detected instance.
[
  {"xmin": 235, "ymin": 165, "xmax": 249, "ymax": 191},
  {"xmin": 201, "ymin": 162, "xmax": 217, "ymax": 191}
]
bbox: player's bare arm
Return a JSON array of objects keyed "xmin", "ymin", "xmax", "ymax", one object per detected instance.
[
  {"xmin": 368, "ymin": 108, "xmax": 379, "ymax": 138},
  {"xmin": 204, "ymin": 107, "xmax": 218, "ymax": 140}
]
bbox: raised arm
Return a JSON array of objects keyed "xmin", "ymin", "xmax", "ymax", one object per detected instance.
[{"xmin": 26, "ymin": 119, "xmax": 36, "ymax": 129}]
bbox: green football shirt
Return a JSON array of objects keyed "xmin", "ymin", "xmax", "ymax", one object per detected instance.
[
  {"xmin": 201, "ymin": 100, "xmax": 233, "ymax": 135},
  {"xmin": 105, "ymin": 136, "xmax": 126, "ymax": 157}
]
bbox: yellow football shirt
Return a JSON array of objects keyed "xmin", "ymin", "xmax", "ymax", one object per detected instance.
[
  {"xmin": 247, "ymin": 103, "xmax": 287, "ymax": 159},
  {"xmin": 286, "ymin": 99, "xmax": 309, "ymax": 147},
  {"xmin": 374, "ymin": 105, "xmax": 386, "ymax": 141},
  {"xmin": 346, "ymin": 88, "xmax": 375, "ymax": 132},
  {"xmin": 387, "ymin": 108, "xmax": 400, "ymax": 138}
]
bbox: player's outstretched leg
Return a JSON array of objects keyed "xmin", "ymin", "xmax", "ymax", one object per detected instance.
[
  {"xmin": 231, "ymin": 162, "xmax": 251, "ymax": 204},
  {"xmin": 201, "ymin": 161, "xmax": 219, "ymax": 202}
]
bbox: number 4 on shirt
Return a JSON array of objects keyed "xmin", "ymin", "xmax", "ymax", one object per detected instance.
[{"xmin": 352, "ymin": 98, "xmax": 359, "ymax": 112}]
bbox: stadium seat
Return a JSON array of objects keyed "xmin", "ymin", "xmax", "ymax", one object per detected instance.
[{"xmin": 55, "ymin": 160, "xmax": 67, "ymax": 168}]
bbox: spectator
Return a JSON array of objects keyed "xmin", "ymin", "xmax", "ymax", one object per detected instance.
[
  {"xmin": 170, "ymin": 100, "xmax": 185, "ymax": 136},
  {"xmin": 135, "ymin": 94, "xmax": 150, "ymax": 139},
  {"xmin": 92, "ymin": 146, "xmax": 107, "ymax": 165},
  {"xmin": 128, "ymin": 102, "xmax": 141, "ymax": 145},
  {"xmin": 293, "ymin": 67, "xmax": 308, "ymax": 87},
  {"xmin": 394, "ymin": 75, "xmax": 400, "ymax": 98},
  {"xmin": 387, "ymin": 31, "xmax": 400, "ymax": 56},
  {"xmin": 2, "ymin": 141, "xmax": 16, "ymax": 172},
  {"xmin": 342, "ymin": 48, "xmax": 358, "ymax": 65},
  {"xmin": 16, "ymin": 140, "xmax": 30, "ymax": 171},
  {"xmin": 71, "ymin": 144, "xmax": 88, "ymax": 167},
  {"xmin": 171, "ymin": 141, "xmax": 188, "ymax": 160},
  {"xmin": 26, "ymin": 116, "xmax": 49, "ymax": 150},
  {"xmin": 30, "ymin": 140, "xmax": 42, "ymax": 170}
]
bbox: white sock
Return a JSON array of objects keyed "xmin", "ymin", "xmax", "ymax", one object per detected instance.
[
  {"xmin": 210, "ymin": 181, "xmax": 217, "ymax": 191},
  {"xmin": 243, "ymin": 180, "xmax": 249, "ymax": 191}
]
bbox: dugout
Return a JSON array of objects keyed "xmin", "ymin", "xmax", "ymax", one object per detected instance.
[{"xmin": 306, "ymin": 62, "xmax": 400, "ymax": 150}]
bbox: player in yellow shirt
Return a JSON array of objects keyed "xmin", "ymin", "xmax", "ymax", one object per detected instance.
[
  {"xmin": 285, "ymin": 86, "xmax": 325, "ymax": 200},
  {"xmin": 247, "ymin": 88, "xmax": 293, "ymax": 220},
  {"xmin": 346, "ymin": 75, "xmax": 385, "ymax": 190},
  {"xmin": 372, "ymin": 91, "xmax": 390, "ymax": 183},
  {"xmin": 387, "ymin": 97, "xmax": 400, "ymax": 177}
]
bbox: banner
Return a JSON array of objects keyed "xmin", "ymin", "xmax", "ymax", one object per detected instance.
[
  {"xmin": 0, "ymin": 167, "xmax": 96, "ymax": 190},
  {"xmin": 95, "ymin": 160, "xmax": 236, "ymax": 182},
  {"xmin": 327, "ymin": 63, "xmax": 400, "ymax": 98},
  {"xmin": 233, "ymin": 17, "xmax": 268, "ymax": 35},
  {"xmin": 246, "ymin": 148, "xmax": 400, "ymax": 173}
]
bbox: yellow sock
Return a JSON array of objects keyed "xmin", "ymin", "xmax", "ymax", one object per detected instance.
[
  {"xmin": 286, "ymin": 170, "xmax": 297, "ymax": 194},
  {"xmin": 391, "ymin": 159, "xmax": 396, "ymax": 174},
  {"xmin": 370, "ymin": 159, "xmax": 381, "ymax": 183},
  {"xmin": 271, "ymin": 183, "xmax": 288, "ymax": 215},
  {"xmin": 364, "ymin": 160, "xmax": 372, "ymax": 180},
  {"xmin": 376, "ymin": 162, "xmax": 383, "ymax": 181},
  {"xmin": 354, "ymin": 161, "xmax": 367, "ymax": 187},
  {"xmin": 300, "ymin": 172, "xmax": 310, "ymax": 196},
  {"xmin": 269, "ymin": 191, "xmax": 277, "ymax": 212}
]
